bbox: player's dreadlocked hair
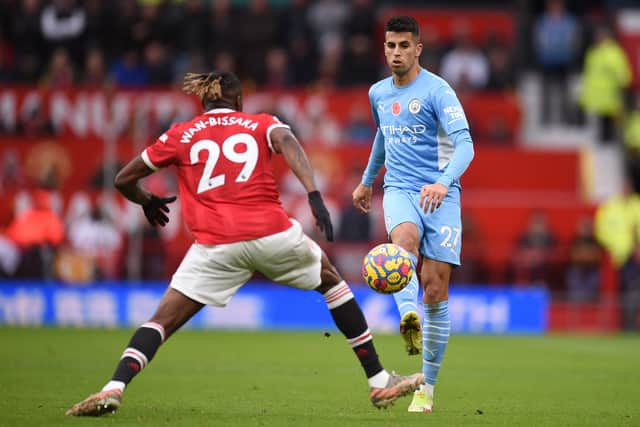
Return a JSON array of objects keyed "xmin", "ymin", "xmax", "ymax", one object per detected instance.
[
  {"xmin": 385, "ymin": 16, "xmax": 420, "ymax": 38},
  {"xmin": 182, "ymin": 71, "xmax": 242, "ymax": 110}
]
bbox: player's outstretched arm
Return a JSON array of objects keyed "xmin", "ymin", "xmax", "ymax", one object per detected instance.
[
  {"xmin": 270, "ymin": 127, "xmax": 333, "ymax": 241},
  {"xmin": 114, "ymin": 156, "xmax": 177, "ymax": 227}
]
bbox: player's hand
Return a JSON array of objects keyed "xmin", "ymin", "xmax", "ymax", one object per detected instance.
[
  {"xmin": 307, "ymin": 191, "xmax": 334, "ymax": 241},
  {"xmin": 142, "ymin": 195, "xmax": 177, "ymax": 227},
  {"xmin": 352, "ymin": 183, "xmax": 372, "ymax": 214},
  {"xmin": 420, "ymin": 183, "xmax": 448, "ymax": 214}
]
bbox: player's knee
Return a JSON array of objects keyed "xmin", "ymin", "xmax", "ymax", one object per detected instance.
[
  {"xmin": 424, "ymin": 285, "xmax": 445, "ymax": 301},
  {"xmin": 390, "ymin": 224, "xmax": 420, "ymax": 257},
  {"xmin": 421, "ymin": 275, "xmax": 448, "ymax": 301},
  {"xmin": 315, "ymin": 252, "xmax": 343, "ymax": 294},
  {"xmin": 392, "ymin": 237, "xmax": 419, "ymax": 257}
]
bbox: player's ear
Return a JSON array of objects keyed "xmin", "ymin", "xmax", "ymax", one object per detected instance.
[
  {"xmin": 415, "ymin": 41, "xmax": 423, "ymax": 58},
  {"xmin": 236, "ymin": 94, "xmax": 243, "ymax": 112}
]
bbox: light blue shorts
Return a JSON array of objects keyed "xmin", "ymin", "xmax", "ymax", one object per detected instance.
[{"xmin": 382, "ymin": 187, "xmax": 462, "ymax": 266}]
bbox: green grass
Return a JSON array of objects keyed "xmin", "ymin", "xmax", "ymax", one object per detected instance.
[{"xmin": 1, "ymin": 328, "xmax": 639, "ymax": 427}]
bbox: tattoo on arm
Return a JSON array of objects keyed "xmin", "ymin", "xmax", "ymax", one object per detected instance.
[
  {"xmin": 114, "ymin": 156, "xmax": 155, "ymax": 205},
  {"xmin": 277, "ymin": 133, "xmax": 317, "ymax": 193}
]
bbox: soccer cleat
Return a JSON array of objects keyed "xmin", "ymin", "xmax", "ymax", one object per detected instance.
[
  {"xmin": 407, "ymin": 388, "xmax": 434, "ymax": 413},
  {"xmin": 369, "ymin": 372, "xmax": 425, "ymax": 409},
  {"xmin": 65, "ymin": 389, "xmax": 123, "ymax": 417},
  {"xmin": 400, "ymin": 311, "xmax": 421, "ymax": 355}
]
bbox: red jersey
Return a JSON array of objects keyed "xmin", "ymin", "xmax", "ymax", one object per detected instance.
[{"xmin": 142, "ymin": 108, "xmax": 293, "ymax": 244}]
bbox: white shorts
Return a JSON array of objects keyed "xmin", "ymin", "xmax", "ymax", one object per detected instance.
[{"xmin": 170, "ymin": 220, "xmax": 322, "ymax": 307}]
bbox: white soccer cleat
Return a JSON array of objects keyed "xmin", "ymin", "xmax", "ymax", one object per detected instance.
[
  {"xmin": 369, "ymin": 372, "xmax": 425, "ymax": 409},
  {"xmin": 65, "ymin": 389, "xmax": 122, "ymax": 416},
  {"xmin": 407, "ymin": 388, "xmax": 433, "ymax": 413}
]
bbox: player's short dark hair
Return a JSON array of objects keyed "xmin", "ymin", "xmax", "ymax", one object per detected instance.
[
  {"xmin": 182, "ymin": 70, "xmax": 242, "ymax": 110},
  {"xmin": 385, "ymin": 16, "xmax": 421, "ymax": 38}
]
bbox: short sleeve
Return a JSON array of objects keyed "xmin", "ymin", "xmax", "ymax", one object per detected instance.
[
  {"xmin": 142, "ymin": 123, "xmax": 182, "ymax": 170},
  {"xmin": 265, "ymin": 114, "xmax": 291, "ymax": 151},
  {"xmin": 433, "ymin": 84, "xmax": 469, "ymax": 135}
]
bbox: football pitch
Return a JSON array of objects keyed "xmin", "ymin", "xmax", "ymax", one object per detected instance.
[{"xmin": 1, "ymin": 327, "xmax": 638, "ymax": 427}]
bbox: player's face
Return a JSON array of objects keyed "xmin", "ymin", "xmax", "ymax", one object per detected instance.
[{"xmin": 384, "ymin": 32, "xmax": 422, "ymax": 76}]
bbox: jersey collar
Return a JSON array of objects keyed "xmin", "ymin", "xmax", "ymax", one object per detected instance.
[{"xmin": 205, "ymin": 108, "xmax": 236, "ymax": 114}]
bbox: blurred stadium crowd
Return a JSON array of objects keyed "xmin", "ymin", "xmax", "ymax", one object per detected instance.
[{"xmin": 1, "ymin": 0, "xmax": 640, "ymax": 329}]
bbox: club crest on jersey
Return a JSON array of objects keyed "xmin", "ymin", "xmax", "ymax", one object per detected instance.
[
  {"xmin": 409, "ymin": 99, "xmax": 421, "ymax": 114},
  {"xmin": 392, "ymin": 101, "xmax": 401, "ymax": 116}
]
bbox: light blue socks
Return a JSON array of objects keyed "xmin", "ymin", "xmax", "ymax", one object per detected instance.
[
  {"xmin": 423, "ymin": 300, "xmax": 450, "ymax": 385},
  {"xmin": 392, "ymin": 252, "xmax": 419, "ymax": 318}
]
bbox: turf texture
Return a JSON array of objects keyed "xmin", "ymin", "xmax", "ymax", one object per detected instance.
[{"xmin": 0, "ymin": 327, "xmax": 638, "ymax": 427}]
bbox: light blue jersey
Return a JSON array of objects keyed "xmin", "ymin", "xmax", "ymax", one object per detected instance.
[
  {"xmin": 364, "ymin": 68, "xmax": 472, "ymax": 193},
  {"xmin": 362, "ymin": 68, "xmax": 474, "ymax": 265}
]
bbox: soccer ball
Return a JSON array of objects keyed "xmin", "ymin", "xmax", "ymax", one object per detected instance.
[{"xmin": 362, "ymin": 243, "xmax": 414, "ymax": 294}]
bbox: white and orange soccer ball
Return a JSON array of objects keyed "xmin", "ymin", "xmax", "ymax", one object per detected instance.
[{"xmin": 361, "ymin": 243, "xmax": 414, "ymax": 294}]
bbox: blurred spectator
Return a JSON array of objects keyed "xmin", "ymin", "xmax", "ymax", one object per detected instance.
[
  {"xmin": 345, "ymin": 0, "xmax": 375, "ymax": 38},
  {"xmin": 0, "ymin": 149, "xmax": 24, "ymax": 192},
  {"xmin": 315, "ymin": 36, "xmax": 342, "ymax": 88},
  {"xmin": 419, "ymin": 27, "xmax": 444, "ymax": 74},
  {"xmin": 337, "ymin": 34, "xmax": 378, "ymax": 86},
  {"xmin": 0, "ymin": 234, "xmax": 21, "ymax": 278},
  {"xmin": 40, "ymin": 47, "xmax": 75, "ymax": 89},
  {"xmin": 486, "ymin": 44, "xmax": 516, "ymax": 91},
  {"xmin": 565, "ymin": 216, "xmax": 603, "ymax": 302},
  {"xmin": 306, "ymin": 0, "xmax": 350, "ymax": 54},
  {"xmin": 263, "ymin": 47, "xmax": 292, "ymax": 91},
  {"xmin": 131, "ymin": 1, "xmax": 171, "ymax": 50},
  {"xmin": 207, "ymin": 0, "xmax": 237, "ymax": 58},
  {"xmin": 623, "ymin": 92, "xmax": 640, "ymax": 193},
  {"xmin": 212, "ymin": 51, "xmax": 237, "ymax": 74},
  {"xmin": 279, "ymin": 0, "xmax": 312, "ymax": 45},
  {"xmin": 143, "ymin": 41, "xmax": 173, "ymax": 85},
  {"xmin": 177, "ymin": 0, "xmax": 209, "ymax": 55},
  {"xmin": 594, "ymin": 176, "xmax": 640, "ymax": 268},
  {"xmin": 288, "ymin": 36, "xmax": 317, "ymax": 86},
  {"xmin": 620, "ymin": 240, "xmax": 640, "ymax": 330},
  {"xmin": 107, "ymin": 0, "xmax": 139, "ymax": 61},
  {"xmin": 109, "ymin": 48, "xmax": 147, "ymax": 88},
  {"xmin": 337, "ymin": 168, "xmax": 371, "ymax": 241},
  {"xmin": 0, "ymin": 31, "xmax": 14, "ymax": 82},
  {"xmin": 40, "ymin": 0, "xmax": 87, "ymax": 64},
  {"xmin": 236, "ymin": 0, "xmax": 278, "ymax": 85},
  {"xmin": 174, "ymin": 49, "xmax": 207, "ymax": 84},
  {"xmin": 511, "ymin": 210, "xmax": 558, "ymax": 285},
  {"xmin": 344, "ymin": 105, "xmax": 375, "ymax": 145},
  {"xmin": 81, "ymin": 47, "xmax": 109, "ymax": 88},
  {"xmin": 64, "ymin": 203, "xmax": 123, "ymax": 281},
  {"xmin": 579, "ymin": 25, "xmax": 632, "ymax": 144},
  {"xmin": 595, "ymin": 176, "xmax": 640, "ymax": 330},
  {"xmin": 440, "ymin": 26, "xmax": 489, "ymax": 91},
  {"xmin": 533, "ymin": 0, "xmax": 580, "ymax": 125},
  {"xmin": 5, "ymin": 188, "xmax": 65, "ymax": 280},
  {"xmin": 11, "ymin": 0, "xmax": 45, "ymax": 82},
  {"xmin": 451, "ymin": 212, "xmax": 489, "ymax": 284},
  {"xmin": 83, "ymin": 0, "xmax": 110, "ymax": 52}
]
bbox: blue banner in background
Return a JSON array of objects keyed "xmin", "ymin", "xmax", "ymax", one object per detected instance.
[{"xmin": 0, "ymin": 282, "xmax": 548, "ymax": 334}]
